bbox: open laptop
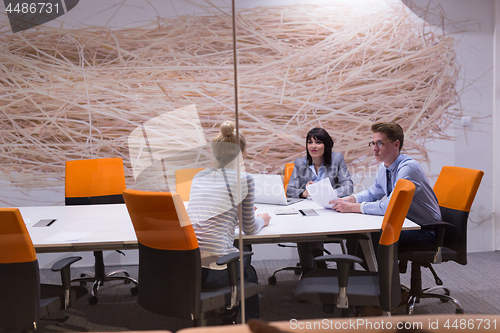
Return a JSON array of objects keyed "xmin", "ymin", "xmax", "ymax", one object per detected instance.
[{"xmin": 251, "ymin": 174, "xmax": 303, "ymax": 205}]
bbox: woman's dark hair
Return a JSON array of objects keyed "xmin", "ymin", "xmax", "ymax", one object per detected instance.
[{"xmin": 306, "ymin": 128, "xmax": 334, "ymax": 166}]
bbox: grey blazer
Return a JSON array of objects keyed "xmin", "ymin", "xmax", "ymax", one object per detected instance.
[{"xmin": 286, "ymin": 152, "xmax": 353, "ymax": 198}]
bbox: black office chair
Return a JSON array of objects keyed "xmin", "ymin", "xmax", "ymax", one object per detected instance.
[
  {"xmin": 0, "ymin": 208, "xmax": 87, "ymax": 331},
  {"xmin": 295, "ymin": 179, "xmax": 415, "ymax": 316},
  {"xmin": 123, "ymin": 189, "xmax": 261, "ymax": 326},
  {"xmin": 65, "ymin": 157, "xmax": 138, "ymax": 305},
  {"xmin": 268, "ymin": 163, "xmax": 347, "ymax": 285},
  {"xmin": 399, "ymin": 166, "xmax": 483, "ymax": 314}
]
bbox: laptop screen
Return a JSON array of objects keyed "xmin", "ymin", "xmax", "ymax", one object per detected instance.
[{"xmin": 251, "ymin": 174, "xmax": 289, "ymax": 205}]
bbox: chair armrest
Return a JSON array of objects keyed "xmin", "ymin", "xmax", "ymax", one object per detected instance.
[
  {"xmin": 51, "ymin": 256, "xmax": 82, "ymax": 272},
  {"xmin": 51, "ymin": 256, "xmax": 82, "ymax": 309},
  {"xmin": 217, "ymin": 251, "xmax": 254, "ymax": 310},
  {"xmin": 421, "ymin": 222, "xmax": 454, "ymax": 264},
  {"xmin": 314, "ymin": 254, "xmax": 364, "ymax": 265},
  {"xmin": 314, "ymin": 254, "xmax": 363, "ymax": 309},
  {"xmin": 216, "ymin": 251, "xmax": 253, "ymax": 265},
  {"xmin": 216, "ymin": 251, "xmax": 253, "ymax": 287},
  {"xmin": 420, "ymin": 221, "xmax": 454, "ymax": 230},
  {"xmin": 314, "ymin": 254, "xmax": 363, "ymax": 288}
]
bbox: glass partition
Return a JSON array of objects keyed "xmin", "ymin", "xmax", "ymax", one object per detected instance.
[{"xmin": 0, "ymin": 0, "xmax": 477, "ymax": 330}]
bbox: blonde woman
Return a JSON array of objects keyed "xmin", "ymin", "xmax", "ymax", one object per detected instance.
[{"xmin": 187, "ymin": 121, "xmax": 270, "ymax": 321}]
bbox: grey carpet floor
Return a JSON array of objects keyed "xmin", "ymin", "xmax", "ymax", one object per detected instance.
[{"xmin": 31, "ymin": 251, "xmax": 500, "ymax": 332}]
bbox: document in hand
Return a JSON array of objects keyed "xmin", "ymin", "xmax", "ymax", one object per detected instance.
[{"xmin": 305, "ymin": 178, "xmax": 338, "ymax": 208}]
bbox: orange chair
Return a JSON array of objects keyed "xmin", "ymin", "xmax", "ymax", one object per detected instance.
[
  {"xmin": 65, "ymin": 157, "xmax": 138, "ymax": 305},
  {"xmin": 123, "ymin": 189, "xmax": 260, "ymax": 326},
  {"xmin": 295, "ymin": 179, "xmax": 416, "ymax": 315},
  {"xmin": 283, "ymin": 163, "xmax": 294, "ymax": 193},
  {"xmin": 175, "ymin": 168, "xmax": 205, "ymax": 201},
  {"xmin": 399, "ymin": 166, "xmax": 484, "ymax": 314},
  {"xmin": 65, "ymin": 157, "xmax": 126, "ymax": 205},
  {"xmin": 0, "ymin": 208, "xmax": 85, "ymax": 330}
]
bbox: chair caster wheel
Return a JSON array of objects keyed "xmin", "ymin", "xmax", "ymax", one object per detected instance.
[
  {"xmin": 88, "ymin": 296, "xmax": 98, "ymax": 305},
  {"xmin": 268, "ymin": 276, "xmax": 277, "ymax": 285},
  {"xmin": 131, "ymin": 286, "xmax": 138, "ymax": 295}
]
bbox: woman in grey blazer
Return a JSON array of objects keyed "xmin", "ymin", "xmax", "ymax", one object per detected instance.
[{"xmin": 286, "ymin": 128, "xmax": 353, "ymax": 274}]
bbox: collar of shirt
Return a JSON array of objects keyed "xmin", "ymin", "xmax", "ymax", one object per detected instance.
[
  {"xmin": 385, "ymin": 154, "xmax": 405, "ymax": 173},
  {"xmin": 385, "ymin": 154, "xmax": 405, "ymax": 188},
  {"xmin": 305, "ymin": 160, "xmax": 326, "ymax": 182}
]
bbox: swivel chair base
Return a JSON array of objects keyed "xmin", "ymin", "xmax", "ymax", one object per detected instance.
[
  {"xmin": 268, "ymin": 243, "xmax": 341, "ymax": 285},
  {"xmin": 268, "ymin": 263, "xmax": 302, "ymax": 285},
  {"xmin": 70, "ymin": 251, "xmax": 138, "ymax": 305},
  {"xmin": 403, "ymin": 262, "xmax": 464, "ymax": 314}
]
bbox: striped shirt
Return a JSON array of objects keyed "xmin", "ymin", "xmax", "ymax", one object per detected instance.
[{"xmin": 187, "ymin": 168, "xmax": 265, "ymax": 258}]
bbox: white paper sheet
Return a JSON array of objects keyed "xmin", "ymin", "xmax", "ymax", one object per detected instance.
[
  {"xmin": 305, "ymin": 178, "xmax": 338, "ymax": 208},
  {"xmin": 44, "ymin": 231, "xmax": 92, "ymax": 242}
]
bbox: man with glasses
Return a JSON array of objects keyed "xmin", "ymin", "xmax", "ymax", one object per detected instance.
[{"xmin": 330, "ymin": 121, "xmax": 441, "ymax": 253}]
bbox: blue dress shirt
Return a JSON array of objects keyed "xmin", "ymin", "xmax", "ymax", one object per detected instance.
[
  {"xmin": 353, "ymin": 154, "xmax": 442, "ymax": 226},
  {"xmin": 308, "ymin": 162, "xmax": 326, "ymax": 182},
  {"xmin": 286, "ymin": 152, "xmax": 353, "ymax": 198}
]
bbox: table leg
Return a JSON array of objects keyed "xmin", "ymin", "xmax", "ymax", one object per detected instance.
[{"xmin": 358, "ymin": 233, "xmax": 377, "ymax": 272}]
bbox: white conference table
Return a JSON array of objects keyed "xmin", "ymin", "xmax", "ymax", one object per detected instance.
[
  {"xmin": 21, "ymin": 204, "xmax": 137, "ymax": 253},
  {"xmin": 249, "ymin": 200, "xmax": 419, "ymax": 243},
  {"xmin": 20, "ymin": 199, "xmax": 419, "ymax": 271}
]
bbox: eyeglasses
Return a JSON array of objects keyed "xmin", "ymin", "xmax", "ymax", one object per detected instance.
[{"xmin": 368, "ymin": 140, "xmax": 394, "ymax": 148}]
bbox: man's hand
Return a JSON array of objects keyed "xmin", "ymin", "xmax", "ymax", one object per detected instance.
[
  {"xmin": 334, "ymin": 195, "xmax": 356, "ymax": 204},
  {"xmin": 258, "ymin": 213, "xmax": 271, "ymax": 226},
  {"xmin": 329, "ymin": 196, "xmax": 361, "ymax": 213}
]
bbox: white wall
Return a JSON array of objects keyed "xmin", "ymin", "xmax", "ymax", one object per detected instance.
[{"xmin": 409, "ymin": 0, "xmax": 496, "ymax": 252}]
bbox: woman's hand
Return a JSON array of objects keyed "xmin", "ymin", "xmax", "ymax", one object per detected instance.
[
  {"xmin": 300, "ymin": 181, "xmax": 315, "ymax": 198},
  {"xmin": 258, "ymin": 213, "xmax": 271, "ymax": 226}
]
